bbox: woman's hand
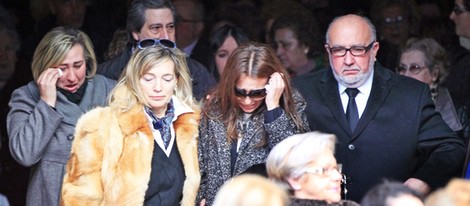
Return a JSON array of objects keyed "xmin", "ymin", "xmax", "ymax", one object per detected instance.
[
  {"xmin": 264, "ymin": 72, "xmax": 285, "ymax": 110},
  {"xmin": 37, "ymin": 68, "xmax": 62, "ymax": 107}
]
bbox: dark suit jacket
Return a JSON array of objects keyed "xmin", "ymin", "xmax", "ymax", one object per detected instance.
[
  {"xmin": 292, "ymin": 63, "xmax": 466, "ymax": 202},
  {"xmin": 97, "ymin": 44, "xmax": 216, "ymax": 100}
]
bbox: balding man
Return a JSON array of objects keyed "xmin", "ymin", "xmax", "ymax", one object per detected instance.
[{"xmin": 293, "ymin": 14, "xmax": 465, "ymax": 201}]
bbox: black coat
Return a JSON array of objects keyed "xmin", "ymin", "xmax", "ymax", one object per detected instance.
[{"xmin": 292, "ymin": 63, "xmax": 466, "ymax": 202}]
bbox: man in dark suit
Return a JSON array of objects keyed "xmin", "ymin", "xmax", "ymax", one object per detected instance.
[{"xmin": 293, "ymin": 14, "xmax": 466, "ymax": 202}]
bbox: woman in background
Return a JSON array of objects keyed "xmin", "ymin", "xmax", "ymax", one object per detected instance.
[
  {"xmin": 208, "ymin": 24, "xmax": 249, "ymax": 81},
  {"xmin": 270, "ymin": 12, "xmax": 325, "ymax": 79},
  {"xmin": 397, "ymin": 38, "xmax": 467, "ymax": 142}
]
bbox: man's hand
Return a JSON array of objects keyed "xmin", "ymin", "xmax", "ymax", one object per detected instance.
[{"xmin": 404, "ymin": 178, "xmax": 431, "ymax": 195}]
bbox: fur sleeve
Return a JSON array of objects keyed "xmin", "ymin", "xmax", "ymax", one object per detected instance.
[{"xmin": 61, "ymin": 107, "xmax": 109, "ymax": 206}]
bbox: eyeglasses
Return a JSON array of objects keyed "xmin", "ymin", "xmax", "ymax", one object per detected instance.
[
  {"xmin": 453, "ymin": 4, "xmax": 468, "ymax": 15},
  {"xmin": 305, "ymin": 164, "xmax": 342, "ymax": 176},
  {"xmin": 234, "ymin": 88, "xmax": 267, "ymax": 100},
  {"xmin": 137, "ymin": 38, "xmax": 177, "ymax": 49},
  {"xmin": 383, "ymin": 15, "xmax": 407, "ymax": 27},
  {"xmin": 396, "ymin": 64, "xmax": 427, "ymax": 75},
  {"xmin": 326, "ymin": 42, "xmax": 375, "ymax": 57}
]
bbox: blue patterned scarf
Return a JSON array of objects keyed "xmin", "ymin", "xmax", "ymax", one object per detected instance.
[{"xmin": 145, "ymin": 100, "xmax": 175, "ymax": 149}]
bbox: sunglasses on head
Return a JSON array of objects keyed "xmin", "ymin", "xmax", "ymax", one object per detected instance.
[
  {"xmin": 234, "ymin": 88, "xmax": 267, "ymax": 100},
  {"xmin": 137, "ymin": 38, "xmax": 177, "ymax": 49}
]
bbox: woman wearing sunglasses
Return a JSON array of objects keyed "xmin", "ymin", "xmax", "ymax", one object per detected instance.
[
  {"xmin": 61, "ymin": 45, "xmax": 200, "ymax": 205},
  {"xmin": 397, "ymin": 38, "xmax": 468, "ymax": 142},
  {"xmin": 197, "ymin": 42, "xmax": 309, "ymax": 206}
]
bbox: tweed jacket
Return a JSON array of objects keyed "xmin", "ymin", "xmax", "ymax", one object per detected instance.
[
  {"xmin": 197, "ymin": 90, "xmax": 309, "ymax": 205},
  {"xmin": 61, "ymin": 97, "xmax": 200, "ymax": 206},
  {"xmin": 7, "ymin": 75, "xmax": 115, "ymax": 206}
]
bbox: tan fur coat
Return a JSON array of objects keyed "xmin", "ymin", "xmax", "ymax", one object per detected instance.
[{"xmin": 61, "ymin": 103, "xmax": 200, "ymax": 206}]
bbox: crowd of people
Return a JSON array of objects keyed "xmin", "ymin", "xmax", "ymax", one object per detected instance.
[{"xmin": 0, "ymin": 0, "xmax": 470, "ymax": 205}]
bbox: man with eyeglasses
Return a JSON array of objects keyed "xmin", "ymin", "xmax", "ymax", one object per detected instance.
[
  {"xmin": 97, "ymin": 0, "xmax": 215, "ymax": 100},
  {"xmin": 293, "ymin": 14, "xmax": 465, "ymax": 202}
]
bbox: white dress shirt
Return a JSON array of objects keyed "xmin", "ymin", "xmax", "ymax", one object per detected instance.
[{"xmin": 338, "ymin": 69, "xmax": 374, "ymax": 118}]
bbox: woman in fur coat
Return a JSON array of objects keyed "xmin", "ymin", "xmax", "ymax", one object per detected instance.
[
  {"xmin": 61, "ymin": 41, "xmax": 200, "ymax": 206},
  {"xmin": 197, "ymin": 43, "xmax": 310, "ymax": 205}
]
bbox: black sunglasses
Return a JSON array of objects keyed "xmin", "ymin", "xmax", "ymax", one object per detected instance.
[
  {"xmin": 137, "ymin": 38, "xmax": 177, "ymax": 49},
  {"xmin": 234, "ymin": 88, "xmax": 267, "ymax": 100}
]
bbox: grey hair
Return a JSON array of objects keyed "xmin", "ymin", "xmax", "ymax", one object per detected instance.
[{"xmin": 266, "ymin": 131, "xmax": 337, "ymax": 191}]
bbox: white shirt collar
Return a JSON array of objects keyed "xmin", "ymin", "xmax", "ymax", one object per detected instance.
[
  {"xmin": 144, "ymin": 96, "xmax": 194, "ymax": 157},
  {"xmin": 338, "ymin": 69, "xmax": 374, "ymax": 117}
]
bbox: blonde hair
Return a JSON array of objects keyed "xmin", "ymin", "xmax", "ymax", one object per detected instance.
[
  {"xmin": 31, "ymin": 26, "xmax": 96, "ymax": 81},
  {"xmin": 109, "ymin": 46, "xmax": 198, "ymax": 111},
  {"xmin": 425, "ymin": 178, "xmax": 470, "ymax": 206},
  {"xmin": 213, "ymin": 174, "xmax": 289, "ymax": 206},
  {"xmin": 266, "ymin": 131, "xmax": 337, "ymax": 191}
]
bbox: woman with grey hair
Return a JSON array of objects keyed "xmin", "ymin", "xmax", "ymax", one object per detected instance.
[
  {"xmin": 7, "ymin": 26, "xmax": 115, "ymax": 206},
  {"xmin": 266, "ymin": 131, "xmax": 359, "ymax": 206},
  {"xmin": 397, "ymin": 38, "xmax": 467, "ymax": 139}
]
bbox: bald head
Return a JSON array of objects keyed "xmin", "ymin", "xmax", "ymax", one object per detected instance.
[
  {"xmin": 324, "ymin": 14, "xmax": 380, "ymax": 88},
  {"xmin": 326, "ymin": 14, "xmax": 376, "ymax": 45}
]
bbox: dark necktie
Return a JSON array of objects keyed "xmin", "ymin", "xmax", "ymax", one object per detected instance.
[{"xmin": 345, "ymin": 88, "xmax": 360, "ymax": 132}]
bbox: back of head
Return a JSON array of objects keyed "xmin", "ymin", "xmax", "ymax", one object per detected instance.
[
  {"xmin": 31, "ymin": 26, "xmax": 96, "ymax": 81},
  {"xmin": 126, "ymin": 0, "xmax": 176, "ymax": 44},
  {"xmin": 266, "ymin": 131, "xmax": 336, "ymax": 192},
  {"xmin": 425, "ymin": 178, "xmax": 470, "ymax": 206},
  {"xmin": 361, "ymin": 181, "xmax": 423, "ymax": 206},
  {"xmin": 212, "ymin": 174, "xmax": 289, "ymax": 206}
]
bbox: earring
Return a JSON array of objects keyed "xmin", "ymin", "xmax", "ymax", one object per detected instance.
[{"xmin": 430, "ymin": 81, "xmax": 438, "ymax": 102}]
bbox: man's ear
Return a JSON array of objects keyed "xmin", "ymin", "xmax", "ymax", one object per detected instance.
[
  {"xmin": 371, "ymin": 41, "xmax": 380, "ymax": 58},
  {"xmin": 132, "ymin": 32, "xmax": 140, "ymax": 42}
]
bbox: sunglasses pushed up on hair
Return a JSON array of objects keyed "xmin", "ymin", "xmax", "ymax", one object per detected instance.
[{"xmin": 137, "ymin": 38, "xmax": 177, "ymax": 49}]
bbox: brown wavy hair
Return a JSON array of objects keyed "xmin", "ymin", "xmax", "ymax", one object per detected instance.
[{"xmin": 203, "ymin": 42, "xmax": 305, "ymax": 142}]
